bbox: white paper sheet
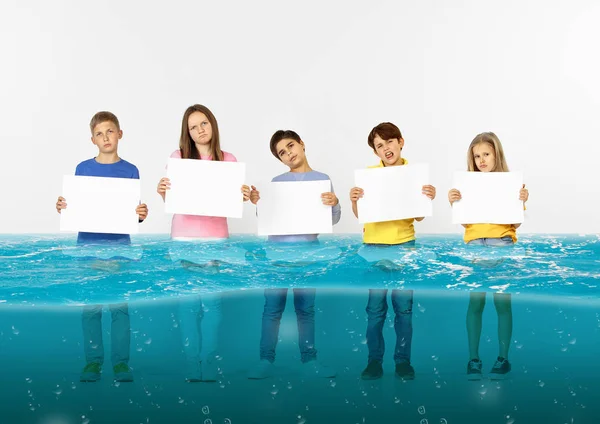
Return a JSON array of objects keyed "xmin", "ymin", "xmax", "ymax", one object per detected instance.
[
  {"xmin": 354, "ymin": 163, "xmax": 432, "ymax": 224},
  {"xmin": 60, "ymin": 175, "xmax": 140, "ymax": 234},
  {"xmin": 257, "ymin": 180, "xmax": 332, "ymax": 236},
  {"xmin": 451, "ymin": 171, "xmax": 524, "ymax": 224},
  {"xmin": 164, "ymin": 158, "xmax": 246, "ymax": 218}
]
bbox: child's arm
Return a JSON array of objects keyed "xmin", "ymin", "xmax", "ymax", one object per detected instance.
[
  {"xmin": 415, "ymin": 184, "xmax": 437, "ymax": 221},
  {"xmin": 349, "ymin": 187, "xmax": 363, "ymax": 219},
  {"xmin": 136, "ymin": 203, "xmax": 148, "ymax": 222},
  {"xmin": 56, "ymin": 196, "xmax": 66, "ymax": 213},
  {"xmin": 157, "ymin": 177, "xmax": 171, "ymax": 202},
  {"xmin": 241, "ymin": 185, "xmax": 251, "ymax": 202},
  {"xmin": 448, "ymin": 188, "xmax": 467, "ymax": 227},
  {"xmin": 250, "ymin": 185, "xmax": 260, "ymax": 205},
  {"xmin": 513, "ymin": 184, "xmax": 529, "ymax": 229}
]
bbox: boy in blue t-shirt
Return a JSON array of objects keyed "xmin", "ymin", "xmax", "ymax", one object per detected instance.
[
  {"xmin": 56, "ymin": 111, "xmax": 148, "ymax": 382},
  {"xmin": 247, "ymin": 130, "xmax": 339, "ymax": 379}
]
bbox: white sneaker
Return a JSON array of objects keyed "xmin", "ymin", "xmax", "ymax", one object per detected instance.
[
  {"xmin": 201, "ymin": 356, "xmax": 220, "ymax": 382},
  {"xmin": 185, "ymin": 360, "xmax": 202, "ymax": 382},
  {"xmin": 302, "ymin": 360, "xmax": 336, "ymax": 378},
  {"xmin": 247, "ymin": 359, "xmax": 275, "ymax": 379}
]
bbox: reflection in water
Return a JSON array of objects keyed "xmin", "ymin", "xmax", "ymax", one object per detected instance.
[{"xmin": 0, "ymin": 290, "xmax": 598, "ymax": 423}]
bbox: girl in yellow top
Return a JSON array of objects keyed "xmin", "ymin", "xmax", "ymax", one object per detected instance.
[{"xmin": 448, "ymin": 132, "xmax": 529, "ymax": 380}]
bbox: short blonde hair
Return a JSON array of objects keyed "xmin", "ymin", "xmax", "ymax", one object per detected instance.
[
  {"xmin": 467, "ymin": 132, "xmax": 509, "ymax": 172},
  {"xmin": 89, "ymin": 111, "xmax": 120, "ymax": 134}
]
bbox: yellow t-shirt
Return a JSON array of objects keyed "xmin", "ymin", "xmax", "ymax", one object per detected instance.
[
  {"xmin": 362, "ymin": 159, "xmax": 416, "ymax": 245},
  {"xmin": 463, "ymin": 224, "xmax": 517, "ymax": 243}
]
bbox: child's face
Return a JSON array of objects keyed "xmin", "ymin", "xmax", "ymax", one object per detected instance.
[
  {"xmin": 275, "ymin": 138, "xmax": 306, "ymax": 169},
  {"xmin": 373, "ymin": 135, "xmax": 404, "ymax": 166},
  {"xmin": 472, "ymin": 142, "xmax": 496, "ymax": 172},
  {"xmin": 473, "ymin": 143, "xmax": 496, "ymax": 172},
  {"xmin": 91, "ymin": 121, "xmax": 122, "ymax": 155},
  {"xmin": 188, "ymin": 112, "xmax": 213, "ymax": 147}
]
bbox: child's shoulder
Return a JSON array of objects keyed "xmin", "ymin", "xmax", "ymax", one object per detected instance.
[
  {"xmin": 221, "ymin": 151, "xmax": 237, "ymax": 161},
  {"xmin": 309, "ymin": 170, "xmax": 330, "ymax": 180},
  {"xmin": 170, "ymin": 149, "xmax": 182, "ymax": 158},
  {"xmin": 117, "ymin": 158, "xmax": 139, "ymax": 172}
]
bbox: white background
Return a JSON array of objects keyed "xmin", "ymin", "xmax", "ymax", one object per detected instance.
[{"xmin": 1, "ymin": 0, "xmax": 599, "ymax": 235}]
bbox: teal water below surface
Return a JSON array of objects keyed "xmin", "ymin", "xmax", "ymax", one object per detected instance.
[{"xmin": 0, "ymin": 235, "xmax": 599, "ymax": 423}]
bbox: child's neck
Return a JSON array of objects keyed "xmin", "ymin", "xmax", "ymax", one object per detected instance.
[
  {"xmin": 289, "ymin": 160, "xmax": 312, "ymax": 173},
  {"xmin": 95, "ymin": 152, "xmax": 120, "ymax": 164},
  {"xmin": 384, "ymin": 156, "xmax": 404, "ymax": 167},
  {"xmin": 196, "ymin": 143, "xmax": 212, "ymax": 157}
]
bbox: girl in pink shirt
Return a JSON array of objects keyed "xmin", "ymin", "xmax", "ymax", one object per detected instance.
[{"xmin": 156, "ymin": 104, "xmax": 250, "ymax": 382}]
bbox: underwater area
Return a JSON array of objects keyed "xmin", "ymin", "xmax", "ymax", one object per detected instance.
[{"xmin": 0, "ymin": 234, "xmax": 598, "ymax": 424}]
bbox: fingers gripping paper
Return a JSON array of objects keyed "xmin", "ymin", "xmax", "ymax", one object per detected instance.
[
  {"xmin": 165, "ymin": 158, "xmax": 246, "ymax": 218},
  {"xmin": 60, "ymin": 176, "xmax": 140, "ymax": 234},
  {"xmin": 257, "ymin": 180, "xmax": 332, "ymax": 236},
  {"xmin": 354, "ymin": 164, "xmax": 432, "ymax": 224},
  {"xmin": 451, "ymin": 171, "xmax": 524, "ymax": 224}
]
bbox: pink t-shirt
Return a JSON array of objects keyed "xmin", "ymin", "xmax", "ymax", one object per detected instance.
[{"xmin": 168, "ymin": 149, "xmax": 238, "ymax": 239}]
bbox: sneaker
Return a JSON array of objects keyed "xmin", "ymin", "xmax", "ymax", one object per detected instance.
[
  {"xmin": 395, "ymin": 361, "xmax": 415, "ymax": 380},
  {"xmin": 490, "ymin": 357, "xmax": 511, "ymax": 379},
  {"xmin": 80, "ymin": 362, "xmax": 102, "ymax": 382},
  {"xmin": 467, "ymin": 358, "xmax": 483, "ymax": 381},
  {"xmin": 113, "ymin": 362, "xmax": 133, "ymax": 382},
  {"xmin": 302, "ymin": 360, "xmax": 336, "ymax": 378},
  {"xmin": 201, "ymin": 357, "xmax": 220, "ymax": 382},
  {"xmin": 360, "ymin": 360, "xmax": 383, "ymax": 380},
  {"xmin": 185, "ymin": 360, "xmax": 202, "ymax": 382},
  {"xmin": 247, "ymin": 359, "xmax": 275, "ymax": 379}
]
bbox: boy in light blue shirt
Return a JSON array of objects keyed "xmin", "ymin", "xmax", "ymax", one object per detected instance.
[{"xmin": 247, "ymin": 130, "xmax": 339, "ymax": 379}]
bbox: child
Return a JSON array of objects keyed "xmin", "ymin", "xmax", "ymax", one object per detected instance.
[
  {"xmin": 247, "ymin": 130, "xmax": 340, "ymax": 379},
  {"xmin": 349, "ymin": 122, "xmax": 436, "ymax": 380},
  {"xmin": 156, "ymin": 104, "xmax": 250, "ymax": 382},
  {"xmin": 55, "ymin": 111, "xmax": 148, "ymax": 382},
  {"xmin": 447, "ymin": 131, "xmax": 529, "ymax": 380}
]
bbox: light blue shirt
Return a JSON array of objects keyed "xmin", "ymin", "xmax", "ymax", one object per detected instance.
[{"xmin": 267, "ymin": 170, "xmax": 341, "ymax": 243}]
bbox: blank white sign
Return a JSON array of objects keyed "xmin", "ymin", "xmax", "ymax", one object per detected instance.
[
  {"xmin": 354, "ymin": 163, "xmax": 432, "ymax": 224},
  {"xmin": 451, "ymin": 171, "xmax": 524, "ymax": 224},
  {"xmin": 257, "ymin": 180, "xmax": 332, "ymax": 236},
  {"xmin": 60, "ymin": 175, "xmax": 140, "ymax": 234},
  {"xmin": 165, "ymin": 158, "xmax": 246, "ymax": 218}
]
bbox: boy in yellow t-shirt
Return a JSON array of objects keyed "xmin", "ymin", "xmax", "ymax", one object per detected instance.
[{"xmin": 349, "ymin": 122, "xmax": 435, "ymax": 380}]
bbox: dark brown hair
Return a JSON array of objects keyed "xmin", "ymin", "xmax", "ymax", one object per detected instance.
[
  {"xmin": 179, "ymin": 104, "xmax": 223, "ymax": 160},
  {"xmin": 89, "ymin": 111, "xmax": 120, "ymax": 133},
  {"xmin": 269, "ymin": 130, "xmax": 302, "ymax": 160},
  {"xmin": 367, "ymin": 122, "xmax": 403, "ymax": 151}
]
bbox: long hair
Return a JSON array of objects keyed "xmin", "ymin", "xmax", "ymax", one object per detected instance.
[
  {"xmin": 179, "ymin": 104, "xmax": 223, "ymax": 160},
  {"xmin": 467, "ymin": 132, "xmax": 509, "ymax": 172}
]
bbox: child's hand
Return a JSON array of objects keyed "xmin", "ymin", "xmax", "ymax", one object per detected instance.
[
  {"xmin": 241, "ymin": 185, "xmax": 251, "ymax": 202},
  {"xmin": 519, "ymin": 184, "xmax": 529, "ymax": 202},
  {"xmin": 250, "ymin": 185, "xmax": 260, "ymax": 205},
  {"xmin": 448, "ymin": 188, "xmax": 461, "ymax": 205},
  {"xmin": 422, "ymin": 185, "xmax": 436, "ymax": 200},
  {"xmin": 321, "ymin": 192, "xmax": 339, "ymax": 206},
  {"xmin": 157, "ymin": 177, "xmax": 171, "ymax": 199},
  {"xmin": 136, "ymin": 203, "xmax": 148, "ymax": 221},
  {"xmin": 56, "ymin": 196, "xmax": 67, "ymax": 214},
  {"xmin": 349, "ymin": 187, "xmax": 364, "ymax": 203}
]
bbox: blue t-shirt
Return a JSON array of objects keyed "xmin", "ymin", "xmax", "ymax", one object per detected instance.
[
  {"xmin": 267, "ymin": 170, "xmax": 341, "ymax": 243},
  {"xmin": 75, "ymin": 158, "xmax": 140, "ymax": 245}
]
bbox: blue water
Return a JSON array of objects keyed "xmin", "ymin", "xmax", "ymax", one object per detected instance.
[{"xmin": 0, "ymin": 235, "xmax": 599, "ymax": 423}]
